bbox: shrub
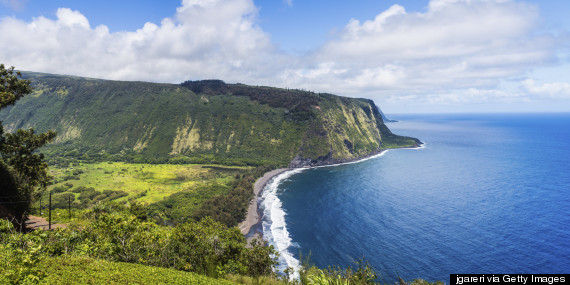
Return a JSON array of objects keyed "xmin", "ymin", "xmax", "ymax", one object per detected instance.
[
  {"xmin": 166, "ymin": 217, "xmax": 248, "ymax": 277},
  {"xmin": 51, "ymin": 186, "xmax": 68, "ymax": 193},
  {"xmin": 51, "ymin": 192, "xmax": 75, "ymax": 209}
]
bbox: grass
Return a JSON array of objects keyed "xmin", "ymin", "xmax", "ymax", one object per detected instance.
[
  {"xmin": 0, "ymin": 253, "xmax": 236, "ymax": 285},
  {"xmin": 47, "ymin": 162, "xmax": 250, "ymax": 204}
]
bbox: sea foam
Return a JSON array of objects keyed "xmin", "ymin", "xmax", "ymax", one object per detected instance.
[
  {"xmin": 259, "ymin": 168, "xmax": 306, "ymax": 279},
  {"xmin": 258, "ymin": 151, "xmax": 394, "ymax": 279}
]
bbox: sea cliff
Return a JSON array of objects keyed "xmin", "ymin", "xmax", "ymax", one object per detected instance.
[{"xmin": 0, "ymin": 73, "xmax": 419, "ymax": 167}]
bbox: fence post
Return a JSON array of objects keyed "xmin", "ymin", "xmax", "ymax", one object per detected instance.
[{"xmin": 49, "ymin": 192, "xmax": 52, "ymax": 230}]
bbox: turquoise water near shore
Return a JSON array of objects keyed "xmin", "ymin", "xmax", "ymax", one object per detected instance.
[{"xmin": 260, "ymin": 113, "xmax": 570, "ymax": 282}]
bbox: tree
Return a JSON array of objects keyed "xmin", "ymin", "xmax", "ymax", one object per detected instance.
[{"xmin": 0, "ymin": 64, "xmax": 56, "ymax": 230}]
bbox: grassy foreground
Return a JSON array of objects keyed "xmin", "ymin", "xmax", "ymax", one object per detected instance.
[{"xmin": 3, "ymin": 254, "xmax": 235, "ymax": 285}]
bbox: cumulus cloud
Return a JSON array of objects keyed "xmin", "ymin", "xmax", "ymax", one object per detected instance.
[
  {"xmin": 0, "ymin": 0, "xmax": 563, "ymax": 108},
  {"xmin": 0, "ymin": 0, "xmax": 279, "ymax": 83},
  {"xmin": 280, "ymin": 0, "xmax": 554, "ymax": 99}
]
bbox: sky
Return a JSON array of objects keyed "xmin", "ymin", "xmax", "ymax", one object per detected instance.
[{"xmin": 1, "ymin": 0, "xmax": 570, "ymax": 113}]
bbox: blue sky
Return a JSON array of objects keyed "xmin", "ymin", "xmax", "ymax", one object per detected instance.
[{"xmin": 1, "ymin": 0, "xmax": 569, "ymax": 113}]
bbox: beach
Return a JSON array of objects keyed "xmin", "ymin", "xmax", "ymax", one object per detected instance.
[
  {"xmin": 238, "ymin": 168, "xmax": 290, "ymax": 237},
  {"xmin": 237, "ymin": 149, "xmax": 409, "ymax": 238},
  {"xmin": 238, "ymin": 146, "xmax": 422, "ymax": 241}
]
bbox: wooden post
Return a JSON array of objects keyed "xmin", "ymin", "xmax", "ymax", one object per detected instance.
[{"xmin": 49, "ymin": 192, "xmax": 52, "ymax": 230}]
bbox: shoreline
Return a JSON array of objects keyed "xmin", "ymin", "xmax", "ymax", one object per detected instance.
[
  {"xmin": 238, "ymin": 168, "xmax": 290, "ymax": 238},
  {"xmin": 239, "ymin": 143, "xmax": 424, "ymax": 241}
]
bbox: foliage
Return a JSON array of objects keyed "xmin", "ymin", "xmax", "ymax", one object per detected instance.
[
  {"xmin": 0, "ymin": 65, "xmax": 56, "ymax": 229},
  {"xmin": 0, "ymin": 70, "xmax": 427, "ymax": 284},
  {"xmin": 147, "ymin": 183, "xmax": 231, "ymax": 225},
  {"xmin": 301, "ymin": 261, "xmax": 377, "ymax": 285},
  {"xmin": 44, "ymin": 162, "xmax": 246, "ymax": 205},
  {"xmin": 148, "ymin": 165, "xmax": 273, "ymax": 226},
  {"xmin": 1, "ymin": 209, "xmax": 445, "ymax": 285},
  {"xmin": 81, "ymin": 211, "xmax": 169, "ymax": 264},
  {"xmin": 300, "ymin": 258, "xmax": 445, "ymax": 285},
  {"xmin": 182, "ymin": 79, "xmax": 321, "ymax": 119},
  {"xmin": 189, "ymin": 174, "xmax": 255, "ymax": 227},
  {"xmin": 0, "ymin": 219, "xmax": 46, "ymax": 284},
  {"xmin": 1, "ymin": 205, "xmax": 280, "ymax": 283},
  {"xmin": 1, "ymin": 73, "xmax": 419, "ymax": 169},
  {"xmin": 37, "ymin": 256, "xmax": 237, "ymax": 285},
  {"xmin": 31, "ymin": 161, "xmax": 258, "ymax": 230},
  {"xmin": 0, "ymin": 246, "xmax": 235, "ymax": 284},
  {"xmin": 303, "ymin": 259, "xmax": 378, "ymax": 285},
  {"xmin": 0, "ymin": 65, "xmax": 32, "ymax": 107}
]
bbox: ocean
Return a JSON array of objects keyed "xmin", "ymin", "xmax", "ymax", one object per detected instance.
[{"xmin": 259, "ymin": 113, "xmax": 570, "ymax": 282}]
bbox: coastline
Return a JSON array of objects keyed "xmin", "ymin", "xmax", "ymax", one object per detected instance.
[
  {"xmin": 239, "ymin": 168, "xmax": 290, "ymax": 237},
  {"xmin": 239, "ymin": 143, "xmax": 424, "ymax": 241}
]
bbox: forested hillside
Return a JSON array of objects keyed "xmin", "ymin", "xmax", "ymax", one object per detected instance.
[{"xmin": 0, "ymin": 72, "xmax": 419, "ymax": 167}]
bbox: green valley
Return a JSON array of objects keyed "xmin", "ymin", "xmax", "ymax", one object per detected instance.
[
  {"xmin": 47, "ymin": 162, "xmax": 247, "ymax": 204},
  {"xmin": 0, "ymin": 69, "xmax": 426, "ymax": 284}
]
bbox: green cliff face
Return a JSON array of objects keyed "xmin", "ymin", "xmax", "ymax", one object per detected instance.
[
  {"xmin": 289, "ymin": 95, "xmax": 420, "ymax": 167},
  {"xmin": 0, "ymin": 73, "xmax": 419, "ymax": 167}
]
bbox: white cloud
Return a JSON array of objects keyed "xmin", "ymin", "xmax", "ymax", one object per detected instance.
[
  {"xmin": 0, "ymin": 0, "xmax": 279, "ymax": 83},
  {"xmin": 0, "ymin": 0, "xmax": 565, "ymax": 110},
  {"xmin": 282, "ymin": 0, "xmax": 553, "ymax": 98},
  {"xmin": 283, "ymin": 0, "xmax": 293, "ymax": 7},
  {"xmin": 522, "ymin": 79, "xmax": 570, "ymax": 98},
  {"xmin": 55, "ymin": 8, "xmax": 90, "ymax": 29},
  {"xmin": 385, "ymin": 87, "xmax": 528, "ymax": 108}
]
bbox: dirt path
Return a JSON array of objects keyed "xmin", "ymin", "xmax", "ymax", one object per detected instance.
[{"xmin": 26, "ymin": 215, "xmax": 67, "ymax": 230}]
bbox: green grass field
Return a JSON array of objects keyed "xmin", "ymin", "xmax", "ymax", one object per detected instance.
[
  {"xmin": 0, "ymin": 251, "xmax": 236, "ymax": 285},
  {"xmin": 47, "ymin": 162, "xmax": 250, "ymax": 204}
]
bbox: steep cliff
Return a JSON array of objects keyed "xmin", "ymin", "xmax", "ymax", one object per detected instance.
[{"xmin": 0, "ymin": 73, "xmax": 420, "ymax": 167}]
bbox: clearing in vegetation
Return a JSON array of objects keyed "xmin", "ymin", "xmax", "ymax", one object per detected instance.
[{"xmin": 45, "ymin": 162, "xmax": 249, "ymax": 204}]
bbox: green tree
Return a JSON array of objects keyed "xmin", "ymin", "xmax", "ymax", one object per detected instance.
[{"xmin": 0, "ymin": 64, "xmax": 56, "ymax": 230}]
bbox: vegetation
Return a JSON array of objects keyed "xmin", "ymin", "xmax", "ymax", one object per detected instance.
[
  {"xmin": 30, "ymin": 161, "xmax": 267, "ymax": 227},
  {"xmin": 44, "ymin": 162, "xmax": 247, "ymax": 204},
  {"xmin": 0, "ymin": 205, "xmax": 277, "ymax": 284},
  {"xmin": 7, "ymin": 255, "xmax": 236, "ymax": 285},
  {"xmin": 0, "ymin": 68, "xmax": 428, "ymax": 284},
  {"xmin": 0, "ymin": 65, "xmax": 56, "ymax": 229},
  {"xmin": 1, "ymin": 208, "xmax": 443, "ymax": 285},
  {"xmin": 0, "ymin": 73, "xmax": 419, "ymax": 168},
  {"xmin": 185, "ymin": 165, "xmax": 274, "ymax": 227}
]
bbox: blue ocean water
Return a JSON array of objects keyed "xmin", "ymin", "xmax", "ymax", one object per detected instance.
[{"xmin": 259, "ymin": 113, "xmax": 570, "ymax": 282}]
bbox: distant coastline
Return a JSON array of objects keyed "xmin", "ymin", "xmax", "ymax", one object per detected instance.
[{"xmin": 239, "ymin": 141, "xmax": 424, "ymax": 242}]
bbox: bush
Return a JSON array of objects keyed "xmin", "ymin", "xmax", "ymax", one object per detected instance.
[
  {"xmin": 303, "ymin": 258, "xmax": 379, "ymax": 285},
  {"xmin": 190, "ymin": 175, "xmax": 256, "ymax": 227},
  {"xmin": 71, "ymin": 186, "xmax": 91, "ymax": 193},
  {"xmin": 51, "ymin": 186, "xmax": 68, "ymax": 193},
  {"xmin": 78, "ymin": 188, "xmax": 99, "ymax": 201},
  {"xmin": 166, "ymin": 217, "xmax": 278, "ymax": 278},
  {"xmin": 51, "ymin": 192, "xmax": 75, "ymax": 209},
  {"xmin": 1, "ymin": 204, "xmax": 280, "ymax": 282},
  {"xmin": 0, "ymin": 218, "xmax": 15, "ymax": 243}
]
